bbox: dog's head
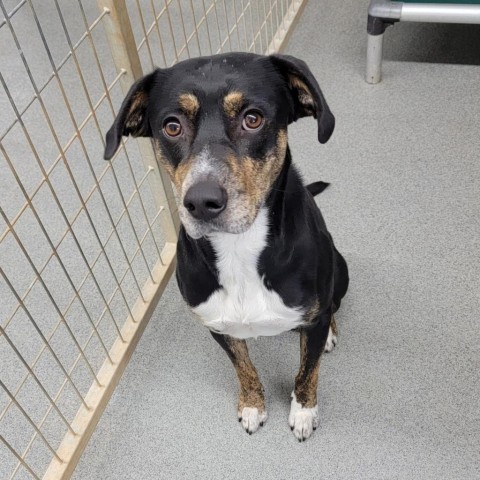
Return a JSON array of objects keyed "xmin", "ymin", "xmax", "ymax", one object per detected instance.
[{"xmin": 104, "ymin": 53, "xmax": 334, "ymax": 238}]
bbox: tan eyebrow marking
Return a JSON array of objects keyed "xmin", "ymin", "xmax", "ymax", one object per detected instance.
[
  {"xmin": 178, "ymin": 93, "xmax": 200, "ymax": 119},
  {"xmin": 223, "ymin": 91, "xmax": 244, "ymax": 118}
]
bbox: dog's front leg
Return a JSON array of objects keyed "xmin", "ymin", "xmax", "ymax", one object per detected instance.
[
  {"xmin": 290, "ymin": 313, "xmax": 331, "ymax": 441},
  {"xmin": 211, "ymin": 332, "xmax": 267, "ymax": 434}
]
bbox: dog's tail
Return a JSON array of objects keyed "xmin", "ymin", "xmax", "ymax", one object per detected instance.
[{"xmin": 306, "ymin": 181, "xmax": 330, "ymax": 197}]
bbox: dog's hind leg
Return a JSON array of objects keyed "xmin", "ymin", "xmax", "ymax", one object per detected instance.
[
  {"xmin": 211, "ymin": 332, "xmax": 267, "ymax": 434},
  {"xmin": 289, "ymin": 313, "xmax": 330, "ymax": 441}
]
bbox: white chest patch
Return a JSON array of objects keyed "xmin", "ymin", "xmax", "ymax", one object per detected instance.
[{"xmin": 192, "ymin": 208, "xmax": 305, "ymax": 339}]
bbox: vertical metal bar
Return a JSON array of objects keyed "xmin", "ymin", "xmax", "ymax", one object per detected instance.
[
  {"xmin": 247, "ymin": 1, "xmax": 257, "ymax": 52},
  {"xmin": 221, "ymin": 0, "xmax": 232, "ymax": 51},
  {"xmin": 148, "ymin": 0, "xmax": 169, "ymax": 67},
  {"xmin": 76, "ymin": 2, "xmax": 165, "ymax": 266},
  {"xmin": 133, "ymin": 1, "xmax": 155, "ymax": 68},
  {"xmin": 262, "ymin": 0, "xmax": 269, "ymax": 50},
  {"xmin": 241, "ymin": 0, "xmax": 249, "ymax": 51},
  {"xmin": 212, "ymin": 1, "xmax": 224, "ymax": 53},
  {"xmin": 232, "ymin": 0, "xmax": 242, "ymax": 49},
  {"xmin": 163, "ymin": 0, "xmax": 181, "ymax": 64},
  {"xmin": 97, "ymin": 0, "xmax": 180, "ymax": 243},
  {"xmin": 255, "ymin": 0, "xmax": 264, "ymax": 52},
  {"xmin": 201, "ymin": 0, "xmax": 214, "ymax": 54},
  {"xmin": 188, "ymin": 0, "xmax": 203, "ymax": 55},
  {"xmin": 366, "ymin": 33, "xmax": 383, "ymax": 84},
  {"xmin": 177, "ymin": 0, "xmax": 191, "ymax": 57}
]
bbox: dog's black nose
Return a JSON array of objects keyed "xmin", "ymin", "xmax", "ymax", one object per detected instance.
[{"xmin": 183, "ymin": 181, "xmax": 227, "ymax": 221}]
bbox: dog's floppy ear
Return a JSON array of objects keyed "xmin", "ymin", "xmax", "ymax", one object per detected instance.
[
  {"xmin": 104, "ymin": 69, "xmax": 159, "ymax": 160},
  {"xmin": 270, "ymin": 54, "xmax": 334, "ymax": 144}
]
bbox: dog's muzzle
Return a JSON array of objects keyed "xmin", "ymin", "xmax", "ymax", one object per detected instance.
[{"xmin": 183, "ymin": 180, "xmax": 228, "ymax": 221}]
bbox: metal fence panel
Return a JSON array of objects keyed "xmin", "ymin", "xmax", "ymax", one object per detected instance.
[{"xmin": 0, "ymin": 1, "xmax": 307, "ymax": 478}]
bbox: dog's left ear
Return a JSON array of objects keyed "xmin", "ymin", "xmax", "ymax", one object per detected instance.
[{"xmin": 270, "ymin": 54, "xmax": 334, "ymax": 144}]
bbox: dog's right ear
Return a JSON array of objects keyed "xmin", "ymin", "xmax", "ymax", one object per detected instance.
[{"xmin": 104, "ymin": 69, "xmax": 159, "ymax": 160}]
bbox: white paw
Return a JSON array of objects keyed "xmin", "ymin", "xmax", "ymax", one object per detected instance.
[
  {"xmin": 323, "ymin": 326, "xmax": 337, "ymax": 353},
  {"xmin": 288, "ymin": 393, "xmax": 319, "ymax": 441},
  {"xmin": 238, "ymin": 407, "xmax": 267, "ymax": 434}
]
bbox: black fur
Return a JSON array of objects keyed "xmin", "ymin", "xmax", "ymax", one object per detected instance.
[{"xmin": 104, "ymin": 53, "xmax": 349, "ymax": 426}]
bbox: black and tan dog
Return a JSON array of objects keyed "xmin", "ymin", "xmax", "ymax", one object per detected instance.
[{"xmin": 104, "ymin": 53, "xmax": 348, "ymax": 441}]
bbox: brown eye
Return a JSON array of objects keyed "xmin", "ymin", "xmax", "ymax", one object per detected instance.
[
  {"xmin": 163, "ymin": 118, "xmax": 182, "ymax": 138},
  {"xmin": 242, "ymin": 110, "xmax": 264, "ymax": 131}
]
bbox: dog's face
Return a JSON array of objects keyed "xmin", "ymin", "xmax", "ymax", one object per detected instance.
[{"xmin": 104, "ymin": 53, "xmax": 334, "ymax": 238}]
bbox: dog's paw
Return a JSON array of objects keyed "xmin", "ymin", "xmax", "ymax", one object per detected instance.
[
  {"xmin": 288, "ymin": 393, "xmax": 319, "ymax": 442},
  {"xmin": 238, "ymin": 407, "xmax": 267, "ymax": 434},
  {"xmin": 323, "ymin": 326, "xmax": 337, "ymax": 353}
]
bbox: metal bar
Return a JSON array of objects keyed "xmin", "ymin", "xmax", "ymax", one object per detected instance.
[
  {"xmin": 177, "ymin": 0, "xmax": 191, "ymax": 58},
  {"xmin": 0, "ymin": 146, "xmax": 114, "ymax": 367},
  {"xmin": 148, "ymin": 0, "xmax": 169, "ymax": 67},
  {"xmin": 212, "ymin": 0, "xmax": 224, "ymax": 53},
  {"xmin": 25, "ymin": 0, "xmax": 148, "ymax": 302},
  {"xmin": 0, "ymin": 69, "xmax": 126, "ymax": 244},
  {"xmin": 6, "ymin": 210, "xmax": 165, "ymax": 478},
  {"xmin": 221, "ymin": 0, "xmax": 233, "ymax": 51},
  {"xmin": 0, "ymin": 85, "xmax": 130, "ymax": 343},
  {"xmin": 0, "ymin": 0, "xmax": 26, "ymax": 30},
  {"xmin": 73, "ymin": 5, "xmax": 165, "ymax": 266},
  {"xmin": 0, "ymin": 8, "xmax": 109, "ymax": 142},
  {"xmin": 232, "ymin": 0, "xmax": 242, "ymax": 49},
  {"xmin": 366, "ymin": 33, "xmax": 384, "ymax": 84},
  {"xmin": 188, "ymin": 0, "xmax": 203, "ymax": 55},
  {"xmin": 401, "ymin": 3, "xmax": 480, "ymax": 23},
  {"xmin": 52, "ymin": 0, "xmax": 157, "ymax": 287},
  {"xmin": 163, "ymin": 0, "xmax": 180, "ymax": 65},
  {"xmin": 0, "ymin": 154, "xmax": 150, "ymax": 335},
  {"xmin": 97, "ymin": 0, "xmax": 180, "ymax": 243},
  {"xmin": 1, "ymin": 434, "xmax": 40, "ymax": 480},
  {"xmin": 0, "ymin": 380, "xmax": 62, "ymax": 461},
  {"xmin": 134, "ymin": 0, "xmax": 155, "ymax": 68},
  {"xmin": 0, "ymin": 265, "xmax": 92, "ymax": 409},
  {"xmin": 0, "ymin": 5, "xmax": 141, "ymax": 321},
  {"xmin": 201, "ymin": 0, "xmax": 214, "ymax": 54},
  {"xmin": 0, "ymin": 323, "xmax": 77, "ymax": 435},
  {"xmin": 44, "ymin": 244, "xmax": 177, "ymax": 480},
  {"xmin": 267, "ymin": 0, "xmax": 307, "ymax": 54}
]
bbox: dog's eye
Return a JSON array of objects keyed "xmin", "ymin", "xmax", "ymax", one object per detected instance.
[
  {"xmin": 242, "ymin": 110, "xmax": 264, "ymax": 131},
  {"xmin": 163, "ymin": 118, "xmax": 182, "ymax": 138}
]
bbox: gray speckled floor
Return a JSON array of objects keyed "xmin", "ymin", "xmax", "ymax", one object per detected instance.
[{"xmin": 62, "ymin": 0, "xmax": 480, "ymax": 479}]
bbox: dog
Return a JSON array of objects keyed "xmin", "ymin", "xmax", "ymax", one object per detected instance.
[{"xmin": 104, "ymin": 53, "xmax": 349, "ymax": 441}]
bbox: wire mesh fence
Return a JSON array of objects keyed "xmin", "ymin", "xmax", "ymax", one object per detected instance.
[{"xmin": 0, "ymin": 0, "xmax": 306, "ymax": 478}]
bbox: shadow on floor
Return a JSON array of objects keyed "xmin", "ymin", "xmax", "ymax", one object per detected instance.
[{"xmin": 385, "ymin": 23, "xmax": 480, "ymax": 65}]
